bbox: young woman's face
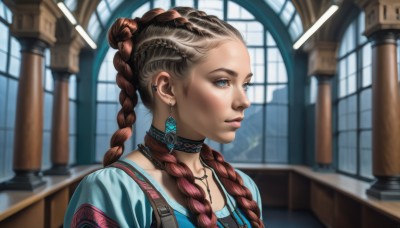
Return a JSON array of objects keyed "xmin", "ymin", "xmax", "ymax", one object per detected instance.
[{"xmin": 174, "ymin": 40, "xmax": 252, "ymax": 143}]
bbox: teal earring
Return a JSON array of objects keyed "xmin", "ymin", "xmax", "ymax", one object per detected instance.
[{"xmin": 165, "ymin": 102, "xmax": 177, "ymax": 153}]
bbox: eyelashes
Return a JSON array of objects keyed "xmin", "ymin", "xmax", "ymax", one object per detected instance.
[{"xmin": 213, "ymin": 79, "xmax": 253, "ymax": 91}]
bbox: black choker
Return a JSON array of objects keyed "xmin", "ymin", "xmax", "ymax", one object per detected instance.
[{"xmin": 147, "ymin": 125, "xmax": 204, "ymax": 153}]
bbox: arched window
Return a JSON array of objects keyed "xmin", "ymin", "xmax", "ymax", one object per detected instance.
[
  {"xmin": 0, "ymin": 2, "xmax": 19, "ymax": 182},
  {"xmin": 95, "ymin": 0, "xmax": 290, "ymax": 164},
  {"xmin": 336, "ymin": 12, "xmax": 372, "ymax": 180}
]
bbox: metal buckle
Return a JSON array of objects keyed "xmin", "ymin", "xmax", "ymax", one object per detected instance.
[{"xmin": 157, "ymin": 206, "xmax": 171, "ymax": 217}]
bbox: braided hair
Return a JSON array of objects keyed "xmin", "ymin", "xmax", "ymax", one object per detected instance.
[{"xmin": 105, "ymin": 7, "xmax": 264, "ymax": 228}]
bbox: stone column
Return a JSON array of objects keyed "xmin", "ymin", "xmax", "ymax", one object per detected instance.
[
  {"xmin": 306, "ymin": 41, "xmax": 338, "ymax": 172},
  {"xmin": 358, "ymin": 0, "xmax": 400, "ymax": 200},
  {"xmin": 2, "ymin": 0, "xmax": 60, "ymax": 190}
]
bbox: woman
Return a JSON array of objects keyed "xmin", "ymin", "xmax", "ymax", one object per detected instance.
[{"xmin": 64, "ymin": 6, "xmax": 263, "ymax": 228}]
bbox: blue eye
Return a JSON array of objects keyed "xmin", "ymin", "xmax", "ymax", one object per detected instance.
[
  {"xmin": 214, "ymin": 79, "xmax": 230, "ymax": 88},
  {"xmin": 243, "ymin": 82, "xmax": 253, "ymax": 91}
]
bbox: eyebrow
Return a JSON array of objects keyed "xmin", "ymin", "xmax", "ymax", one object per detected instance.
[{"xmin": 207, "ymin": 67, "xmax": 253, "ymax": 79}]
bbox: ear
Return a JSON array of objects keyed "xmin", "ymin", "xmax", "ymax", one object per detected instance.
[{"xmin": 152, "ymin": 71, "xmax": 176, "ymax": 105}]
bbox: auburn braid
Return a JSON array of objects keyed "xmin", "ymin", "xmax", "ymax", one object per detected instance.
[
  {"xmin": 103, "ymin": 18, "xmax": 139, "ymax": 166},
  {"xmin": 145, "ymin": 135, "xmax": 218, "ymax": 227},
  {"xmin": 201, "ymin": 144, "xmax": 265, "ymax": 228}
]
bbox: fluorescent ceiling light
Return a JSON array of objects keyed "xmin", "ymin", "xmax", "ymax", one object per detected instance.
[
  {"xmin": 57, "ymin": 2, "xmax": 77, "ymax": 25},
  {"xmin": 76, "ymin": 25, "xmax": 97, "ymax": 49},
  {"xmin": 57, "ymin": 2, "xmax": 97, "ymax": 49},
  {"xmin": 293, "ymin": 5, "xmax": 339, "ymax": 50}
]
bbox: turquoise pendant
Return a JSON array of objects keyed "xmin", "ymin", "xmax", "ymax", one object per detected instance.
[{"xmin": 165, "ymin": 116, "xmax": 177, "ymax": 152}]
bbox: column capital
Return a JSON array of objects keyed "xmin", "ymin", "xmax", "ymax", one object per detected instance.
[
  {"xmin": 356, "ymin": 0, "xmax": 400, "ymax": 37},
  {"xmin": 50, "ymin": 17, "xmax": 84, "ymax": 74},
  {"xmin": 3, "ymin": 0, "xmax": 62, "ymax": 46},
  {"xmin": 50, "ymin": 38, "xmax": 83, "ymax": 74},
  {"xmin": 304, "ymin": 41, "xmax": 339, "ymax": 77}
]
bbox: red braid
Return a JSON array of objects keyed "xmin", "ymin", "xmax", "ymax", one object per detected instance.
[
  {"xmin": 145, "ymin": 135, "xmax": 218, "ymax": 227},
  {"xmin": 103, "ymin": 18, "xmax": 139, "ymax": 167},
  {"xmin": 201, "ymin": 144, "xmax": 264, "ymax": 228}
]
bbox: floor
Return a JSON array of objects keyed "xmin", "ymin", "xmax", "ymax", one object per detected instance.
[{"xmin": 263, "ymin": 207, "xmax": 325, "ymax": 228}]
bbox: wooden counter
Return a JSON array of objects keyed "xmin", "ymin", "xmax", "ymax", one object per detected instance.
[
  {"xmin": 232, "ymin": 163, "xmax": 400, "ymax": 228},
  {"xmin": 0, "ymin": 165, "xmax": 100, "ymax": 228}
]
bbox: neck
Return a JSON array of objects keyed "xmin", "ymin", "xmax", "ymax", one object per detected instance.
[{"xmin": 146, "ymin": 125, "xmax": 206, "ymax": 172}]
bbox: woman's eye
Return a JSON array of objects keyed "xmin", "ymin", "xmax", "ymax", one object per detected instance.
[
  {"xmin": 243, "ymin": 82, "xmax": 253, "ymax": 91},
  {"xmin": 214, "ymin": 79, "xmax": 230, "ymax": 88}
]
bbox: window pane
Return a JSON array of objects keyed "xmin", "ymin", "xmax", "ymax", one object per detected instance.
[
  {"xmin": 198, "ymin": 0, "xmax": 223, "ymax": 19},
  {"xmin": 0, "ymin": 1, "xmax": 5, "ymax": 19},
  {"xmin": 348, "ymin": 73, "xmax": 356, "ymax": 94},
  {"xmin": 0, "ymin": 77, "xmax": 6, "ymax": 128},
  {"xmin": 69, "ymin": 135, "xmax": 76, "ymax": 164},
  {"xmin": 69, "ymin": 101, "xmax": 77, "ymax": 134},
  {"xmin": 266, "ymin": 85, "xmax": 287, "ymax": 104},
  {"xmin": 69, "ymin": 75, "xmax": 77, "ymax": 100},
  {"xmin": 131, "ymin": 2, "xmax": 150, "ymax": 18},
  {"xmin": 0, "ymin": 130, "xmax": 6, "ymax": 181},
  {"xmin": 97, "ymin": 1, "xmax": 111, "ymax": 25},
  {"xmin": 224, "ymin": 105, "xmax": 263, "ymax": 162},
  {"xmin": 347, "ymin": 53, "xmax": 356, "ymax": 75},
  {"xmin": 0, "ymin": 51, "xmax": 6, "ymax": 72},
  {"xmin": 45, "ymin": 69, "xmax": 54, "ymax": 91},
  {"xmin": 108, "ymin": 0, "xmax": 123, "ymax": 11},
  {"xmin": 44, "ymin": 92, "xmax": 53, "ymax": 131},
  {"xmin": 266, "ymin": 104, "xmax": 287, "ymax": 136},
  {"xmin": 134, "ymin": 102, "xmax": 152, "ymax": 145},
  {"xmin": 247, "ymin": 85, "xmax": 264, "ymax": 104},
  {"xmin": 42, "ymin": 131, "xmax": 51, "ymax": 170},
  {"xmin": 265, "ymin": 0, "xmax": 285, "ymax": 13},
  {"xmin": 248, "ymin": 48, "xmax": 264, "ymax": 83},
  {"xmin": 309, "ymin": 76, "xmax": 317, "ymax": 104},
  {"xmin": 154, "ymin": 0, "xmax": 170, "ymax": 10},
  {"xmin": 288, "ymin": 14, "xmax": 303, "ymax": 40},
  {"xmin": 97, "ymin": 83, "xmax": 119, "ymax": 102},
  {"xmin": 6, "ymin": 79, "xmax": 17, "ymax": 129},
  {"xmin": 360, "ymin": 130, "xmax": 372, "ymax": 178},
  {"xmin": 338, "ymin": 131, "xmax": 357, "ymax": 174},
  {"xmin": 227, "ymin": 1, "xmax": 254, "ymax": 20},
  {"xmin": 358, "ymin": 12, "xmax": 368, "ymax": 44},
  {"xmin": 228, "ymin": 21, "xmax": 263, "ymax": 45},
  {"xmin": 266, "ymin": 31, "xmax": 276, "ymax": 46},
  {"xmin": 176, "ymin": 0, "xmax": 194, "ymax": 7},
  {"xmin": 0, "ymin": 22, "xmax": 8, "ymax": 52},
  {"xmin": 64, "ymin": 0, "xmax": 77, "ymax": 11},
  {"xmin": 280, "ymin": 2, "xmax": 295, "ymax": 25},
  {"xmin": 88, "ymin": 14, "xmax": 101, "ymax": 41},
  {"xmin": 4, "ymin": 130, "xmax": 14, "ymax": 180}
]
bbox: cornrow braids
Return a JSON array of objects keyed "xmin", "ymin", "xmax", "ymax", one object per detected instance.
[{"xmin": 201, "ymin": 144, "xmax": 265, "ymax": 228}]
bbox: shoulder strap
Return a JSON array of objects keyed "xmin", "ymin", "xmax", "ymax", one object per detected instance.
[{"xmin": 109, "ymin": 160, "xmax": 178, "ymax": 228}]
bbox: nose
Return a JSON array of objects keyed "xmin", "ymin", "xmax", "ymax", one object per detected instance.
[{"xmin": 232, "ymin": 87, "xmax": 251, "ymax": 111}]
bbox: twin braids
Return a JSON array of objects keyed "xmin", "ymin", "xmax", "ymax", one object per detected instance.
[{"xmin": 105, "ymin": 7, "xmax": 264, "ymax": 228}]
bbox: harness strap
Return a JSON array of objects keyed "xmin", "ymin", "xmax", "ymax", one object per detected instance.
[{"xmin": 109, "ymin": 160, "xmax": 178, "ymax": 228}]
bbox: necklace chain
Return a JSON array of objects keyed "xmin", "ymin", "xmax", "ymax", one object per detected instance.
[{"xmin": 137, "ymin": 144, "xmax": 246, "ymax": 228}]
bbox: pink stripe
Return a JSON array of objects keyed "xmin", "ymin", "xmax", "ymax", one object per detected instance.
[{"xmin": 71, "ymin": 203, "xmax": 119, "ymax": 228}]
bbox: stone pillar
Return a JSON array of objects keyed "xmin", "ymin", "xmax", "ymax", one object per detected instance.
[
  {"xmin": 43, "ymin": 19, "xmax": 82, "ymax": 175},
  {"xmin": 2, "ymin": 0, "xmax": 60, "ymax": 190},
  {"xmin": 306, "ymin": 41, "xmax": 338, "ymax": 172},
  {"xmin": 359, "ymin": 0, "xmax": 400, "ymax": 200}
]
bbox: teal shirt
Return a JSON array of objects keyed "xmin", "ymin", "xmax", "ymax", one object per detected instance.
[{"xmin": 64, "ymin": 157, "xmax": 263, "ymax": 227}]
